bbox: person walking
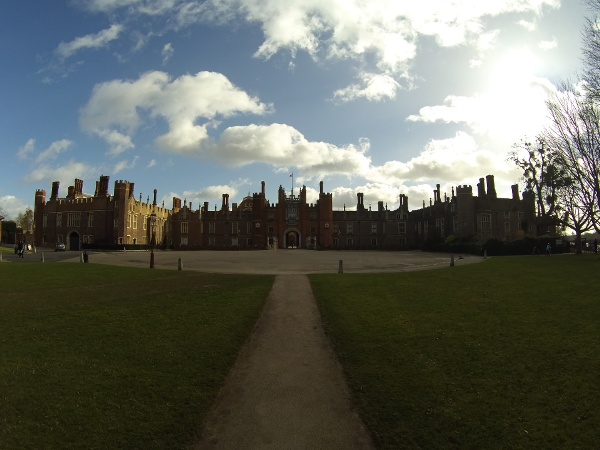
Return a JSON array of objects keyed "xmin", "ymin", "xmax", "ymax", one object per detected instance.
[
  {"xmin": 17, "ymin": 240, "xmax": 24, "ymax": 258},
  {"xmin": 545, "ymin": 242, "xmax": 552, "ymax": 256}
]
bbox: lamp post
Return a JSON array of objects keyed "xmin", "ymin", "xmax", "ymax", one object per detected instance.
[{"xmin": 150, "ymin": 212, "xmax": 156, "ymax": 269}]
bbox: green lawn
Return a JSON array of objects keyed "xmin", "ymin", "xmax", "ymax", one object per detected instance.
[
  {"xmin": 311, "ymin": 255, "xmax": 600, "ymax": 449},
  {"xmin": 0, "ymin": 245, "xmax": 16, "ymax": 255},
  {"xmin": 0, "ymin": 264, "xmax": 273, "ymax": 449}
]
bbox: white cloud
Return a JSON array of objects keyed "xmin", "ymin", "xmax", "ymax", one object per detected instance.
[
  {"xmin": 76, "ymin": 0, "xmax": 561, "ymax": 101},
  {"xmin": 35, "ymin": 139, "xmax": 74, "ymax": 163},
  {"xmin": 209, "ymin": 124, "xmax": 372, "ymax": 177},
  {"xmin": 164, "ymin": 179, "xmax": 252, "ymax": 209},
  {"xmin": 24, "ymin": 160, "xmax": 95, "ymax": 185},
  {"xmin": 98, "ymin": 130, "xmax": 135, "ymax": 156},
  {"xmin": 333, "ymin": 72, "xmax": 402, "ymax": 102},
  {"xmin": 517, "ymin": 19, "xmax": 537, "ymax": 31},
  {"xmin": 162, "ymin": 42, "xmax": 174, "ymax": 64},
  {"xmin": 80, "ymin": 70, "xmax": 271, "ymax": 155},
  {"xmin": 147, "ymin": 159, "xmax": 157, "ymax": 168},
  {"xmin": 113, "ymin": 156, "xmax": 139, "ymax": 174},
  {"xmin": 539, "ymin": 37, "xmax": 557, "ymax": 50},
  {"xmin": 201, "ymin": 0, "xmax": 559, "ymax": 100},
  {"xmin": 80, "ymin": 0, "xmax": 178, "ymax": 15},
  {"xmin": 56, "ymin": 24, "xmax": 124, "ymax": 60},
  {"xmin": 17, "ymin": 138, "xmax": 36, "ymax": 160},
  {"xmin": 0, "ymin": 195, "xmax": 31, "ymax": 220},
  {"xmin": 367, "ymin": 132, "xmax": 502, "ymax": 184}
]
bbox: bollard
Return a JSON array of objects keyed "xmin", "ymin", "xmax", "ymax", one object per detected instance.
[
  {"xmin": 450, "ymin": 254, "xmax": 455, "ymax": 267},
  {"xmin": 80, "ymin": 252, "xmax": 84, "ymax": 263},
  {"xmin": 484, "ymin": 250, "xmax": 487, "ymax": 259},
  {"xmin": 338, "ymin": 259, "xmax": 343, "ymax": 274},
  {"xmin": 178, "ymin": 257, "xmax": 183, "ymax": 271},
  {"xmin": 41, "ymin": 252, "xmax": 45, "ymax": 262}
]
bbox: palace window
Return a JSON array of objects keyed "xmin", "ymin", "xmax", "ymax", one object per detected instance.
[
  {"xmin": 247, "ymin": 222, "xmax": 253, "ymax": 234},
  {"xmin": 371, "ymin": 223, "xmax": 377, "ymax": 234},
  {"xmin": 133, "ymin": 214, "xmax": 138, "ymax": 230},
  {"xmin": 208, "ymin": 237, "xmax": 215, "ymax": 246},
  {"xmin": 88, "ymin": 213, "xmax": 94, "ymax": 228},
  {"xmin": 56, "ymin": 213, "xmax": 62, "ymax": 227},
  {"xmin": 398, "ymin": 222, "xmax": 406, "ymax": 234},
  {"xmin": 209, "ymin": 223, "xmax": 215, "ymax": 234},
  {"xmin": 268, "ymin": 226, "xmax": 274, "ymax": 234},
  {"xmin": 504, "ymin": 211, "xmax": 510, "ymax": 220},
  {"xmin": 127, "ymin": 213, "xmax": 131, "ymax": 229},
  {"xmin": 67, "ymin": 213, "xmax": 81, "ymax": 227},
  {"xmin": 181, "ymin": 236, "xmax": 188, "ymax": 246},
  {"xmin": 347, "ymin": 238, "xmax": 354, "ymax": 246},
  {"xmin": 231, "ymin": 222, "xmax": 238, "ymax": 234},
  {"xmin": 347, "ymin": 223, "xmax": 353, "ymax": 234},
  {"xmin": 181, "ymin": 222, "xmax": 188, "ymax": 234},
  {"xmin": 453, "ymin": 216, "xmax": 459, "ymax": 231},
  {"xmin": 333, "ymin": 238, "xmax": 339, "ymax": 247},
  {"xmin": 480, "ymin": 213, "xmax": 491, "ymax": 229},
  {"xmin": 505, "ymin": 222, "xmax": 510, "ymax": 233},
  {"xmin": 371, "ymin": 237, "xmax": 377, "ymax": 246}
]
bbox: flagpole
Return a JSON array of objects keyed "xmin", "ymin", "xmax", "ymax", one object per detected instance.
[{"xmin": 290, "ymin": 172, "xmax": 294, "ymax": 197}]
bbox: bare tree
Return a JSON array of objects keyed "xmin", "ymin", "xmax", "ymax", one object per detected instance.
[
  {"xmin": 582, "ymin": 0, "xmax": 600, "ymax": 97},
  {"xmin": 543, "ymin": 85, "xmax": 600, "ymax": 233},
  {"xmin": 559, "ymin": 182, "xmax": 595, "ymax": 253}
]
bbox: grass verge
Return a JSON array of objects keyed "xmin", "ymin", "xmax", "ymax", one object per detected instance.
[
  {"xmin": 0, "ymin": 263, "xmax": 273, "ymax": 449},
  {"xmin": 310, "ymin": 255, "xmax": 600, "ymax": 449}
]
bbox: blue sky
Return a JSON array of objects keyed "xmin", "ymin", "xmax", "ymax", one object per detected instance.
[{"xmin": 0, "ymin": 0, "xmax": 588, "ymax": 219}]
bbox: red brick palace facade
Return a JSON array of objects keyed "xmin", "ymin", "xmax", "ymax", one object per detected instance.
[{"xmin": 33, "ymin": 174, "xmax": 538, "ymax": 251}]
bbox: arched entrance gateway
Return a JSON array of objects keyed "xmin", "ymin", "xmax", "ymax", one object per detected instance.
[
  {"xmin": 285, "ymin": 230, "xmax": 300, "ymax": 248},
  {"xmin": 68, "ymin": 231, "xmax": 80, "ymax": 251}
]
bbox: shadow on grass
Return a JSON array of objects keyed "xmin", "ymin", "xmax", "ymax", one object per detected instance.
[
  {"xmin": 0, "ymin": 264, "xmax": 274, "ymax": 449},
  {"xmin": 311, "ymin": 255, "xmax": 600, "ymax": 449}
]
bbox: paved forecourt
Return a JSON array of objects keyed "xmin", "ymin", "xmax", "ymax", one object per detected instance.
[{"xmin": 62, "ymin": 248, "xmax": 480, "ymax": 274}]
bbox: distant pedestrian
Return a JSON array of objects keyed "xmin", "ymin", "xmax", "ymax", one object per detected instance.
[
  {"xmin": 532, "ymin": 246, "xmax": 538, "ymax": 255},
  {"xmin": 17, "ymin": 240, "xmax": 24, "ymax": 258},
  {"xmin": 546, "ymin": 243, "xmax": 552, "ymax": 256}
]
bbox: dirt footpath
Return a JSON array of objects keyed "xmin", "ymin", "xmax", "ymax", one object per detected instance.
[{"xmin": 195, "ymin": 274, "xmax": 375, "ymax": 450}]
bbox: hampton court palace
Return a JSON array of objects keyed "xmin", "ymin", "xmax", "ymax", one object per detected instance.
[{"xmin": 33, "ymin": 174, "xmax": 539, "ymax": 251}]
